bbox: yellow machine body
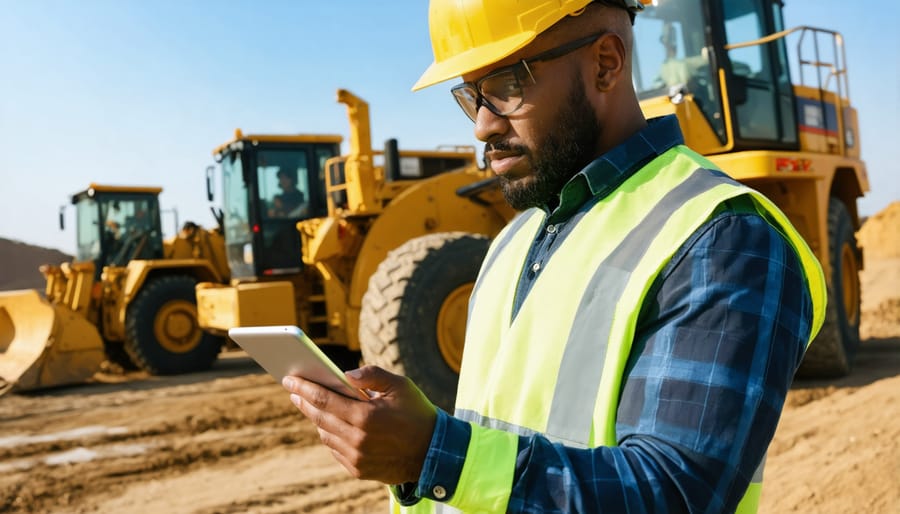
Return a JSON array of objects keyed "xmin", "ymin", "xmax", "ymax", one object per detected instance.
[
  {"xmin": 633, "ymin": 4, "xmax": 868, "ymax": 376},
  {"xmin": 196, "ymin": 88, "xmax": 514, "ymax": 358},
  {"xmin": 0, "ymin": 187, "xmax": 231, "ymax": 393},
  {"xmin": 642, "ymin": 84, "xmax": 868, "ymax": 280},
  {"xmin": 0, "ymin": 279, "xmax": 106, "ymax": 393},
  {"xmin": 303, "ymin": 165, "xmax": 512, "ymax": 350},
  {"xmin": 197, "ymin": 280, "xmax": 298, "ymax": 331}
]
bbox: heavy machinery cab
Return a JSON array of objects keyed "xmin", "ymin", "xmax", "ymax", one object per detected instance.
[
  {"xmin": 211, "ymin": 131, "xmax": 342, "ymax": 279},
  {"xmin": 633, "ymin": 0, "xmax": 867, "ymax": 378},
  {"xmin": 633, "ymin": 0, "xmax": 855, "ymax": 157},
  {"xmin": 69, "ymin": 184, "xmax": 164, "ymax": 278}
]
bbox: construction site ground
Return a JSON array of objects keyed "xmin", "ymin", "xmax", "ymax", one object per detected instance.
[{"xmin": 2, "ymin": 202, "xmax": 899, "ymax": 514}]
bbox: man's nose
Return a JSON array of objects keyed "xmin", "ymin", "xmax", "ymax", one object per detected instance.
[{"xmin": 473, "ymin": 105, "xmax": 510, "ymax": 143}]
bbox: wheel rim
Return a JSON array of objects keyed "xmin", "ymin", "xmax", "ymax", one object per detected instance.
[
  {"xmin": 436, "ymin": 283, "xmax": 473, "ymax": 373},
  {"xmin": 153, "ymin": 300, "xmax": 202, "ymax": 354},
  {"xmin": 840, "ymin": 241, "xmax": 860, "ymax": 325}
]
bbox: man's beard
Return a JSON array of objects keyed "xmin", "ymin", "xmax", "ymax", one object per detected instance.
[{"xmin": 489, "ymin": 78, "xmax": 601, "ymax": 211}]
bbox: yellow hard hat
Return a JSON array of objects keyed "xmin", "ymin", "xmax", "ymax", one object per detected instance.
[{"xmin": 413, "ymin": 0, "xmax": 644, "ymax": 91}]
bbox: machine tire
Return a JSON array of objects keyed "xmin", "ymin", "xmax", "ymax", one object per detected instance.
[
  {"xmin": 359, "ymin": 232, "xmax": 490, "ymax": 412},
  {"xmin": 124, "ymin": 274, "xmax": 224, "ymax": 375},
  {"xmin": 797, "ymin": 198, "xmax": 861, "ymax": 378}
]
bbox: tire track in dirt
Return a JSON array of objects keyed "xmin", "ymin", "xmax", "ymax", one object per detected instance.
[
  {"xmin": 0, "ymin": 357, "xmax": 359, "ymax": 513},
  {"xmin": 92, "ymin": 442, "xmax": 389, "ymax": 514}
]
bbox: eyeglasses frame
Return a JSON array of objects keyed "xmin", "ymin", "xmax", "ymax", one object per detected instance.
[{"xmin": 450, "ymin": 31, "xmax": 608, "ymax": 122}]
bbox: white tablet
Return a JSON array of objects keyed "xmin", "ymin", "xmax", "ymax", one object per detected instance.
[{"xmin": 227, "ymin": 325, "xmax": 369, "ymax": 401}]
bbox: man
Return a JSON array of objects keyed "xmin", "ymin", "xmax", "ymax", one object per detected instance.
[
  {"xmin": 269, "ymin": 168, "xmax": 306, "ymax": 217},
  {"xmin": 282, "ymin": 1, "xmax": 826, "ymax": 512},
  {"xmin": 124, "ymin": 207, "xmax": 152, "ymax": 233}
]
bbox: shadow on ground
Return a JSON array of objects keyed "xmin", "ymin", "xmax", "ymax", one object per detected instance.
[
  {"xmin": 12, "ymin": 351, "xmax": 264, "ymax": 399},
  {"xmin": 792, "ymin": 337, "xmax": 900, "ymax": 390}
]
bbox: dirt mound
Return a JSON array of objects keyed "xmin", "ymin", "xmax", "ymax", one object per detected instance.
[
  {"xmin": 0, "ymin": 238, "xmax": 72, "ymax": 292},
  {"xmin": 858, "ymin": 201, "xmax": 900, "ymax": 259},
  {"xmin": 862, "ymin": 298, "xmax": 900, "ymax": 340},
  {"xmin": 857, "ymin": 202, "xmax": 900, "ymax": 338}
]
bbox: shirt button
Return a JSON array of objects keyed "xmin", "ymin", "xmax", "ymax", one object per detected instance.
[
  {"xmin": 547, "ymin": 224, "xmax": 557, "ymax": 234},
  {"xmin": 531, "ymin": 262, "xmax": 541, "ymax": 273},
  {"xmin": 432, "ymin": 485, "xmax": 447, "ymax": 499}
]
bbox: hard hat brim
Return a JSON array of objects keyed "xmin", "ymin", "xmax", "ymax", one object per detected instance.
[{"xmin": 412, "ymin": 31, "xmax": 536, "ymax": 91}]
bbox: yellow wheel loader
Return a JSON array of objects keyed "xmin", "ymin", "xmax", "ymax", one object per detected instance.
[
  {"xmin": 197, "ymin": 89, "xmax": 515, "ymax": 410},
  {"xmin": 0, "ymin": 184, "xmax": 231, "ymax": 393},
  {"xmin": 632, "ymin": 0, "xmax": 868, "ymax": 377}
]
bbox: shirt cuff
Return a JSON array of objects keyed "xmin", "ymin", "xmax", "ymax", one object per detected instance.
[{"xmin": 390, "ymin": 408, "xmax": 472, "ymax": 506}]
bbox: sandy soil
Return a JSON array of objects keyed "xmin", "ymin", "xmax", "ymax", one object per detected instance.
[
  {"xmin": 0, "ymin": 360, "xmax": 390, "ymax": 514},
  {"xmin": 1, "ymin": 206, "xmax": 898, "ymax": 514},
  {"xmin": 1, "ymin": 334, "xmax": 897, "ymax": 514}
]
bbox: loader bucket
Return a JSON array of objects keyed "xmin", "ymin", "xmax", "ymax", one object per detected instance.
[{"xmin": 0, "ymin": 289, "xmax": 106, "ymax": 394}]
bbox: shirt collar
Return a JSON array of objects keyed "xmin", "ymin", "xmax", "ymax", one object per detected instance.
[{"xmin": 549, "ymin": 115, "xmax": 684, "ymax": 221}]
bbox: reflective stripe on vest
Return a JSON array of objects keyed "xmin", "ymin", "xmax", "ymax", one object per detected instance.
[{"xmin": 395, "ymin": 145, "xmax": 825, "ymax": 513}]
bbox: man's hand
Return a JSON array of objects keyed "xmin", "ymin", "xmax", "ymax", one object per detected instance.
[{"xmin": 281, "ymin": 365, "xmax": 437, "ymax": 485}]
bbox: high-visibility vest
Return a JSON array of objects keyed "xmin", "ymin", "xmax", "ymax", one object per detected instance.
[{"xmin": 394, "ymin": 145, "xmax": 826, "ymax": 513}]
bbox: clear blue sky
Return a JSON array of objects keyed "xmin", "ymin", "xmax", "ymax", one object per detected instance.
[{"xmin": 1, "ymin": 1, "xmax": 897, "ymax": 254}]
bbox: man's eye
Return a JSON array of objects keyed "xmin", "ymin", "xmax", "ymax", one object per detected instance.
[{"xmin": 484, "ymin": 74, "xmax": 519, "ymax": 101}]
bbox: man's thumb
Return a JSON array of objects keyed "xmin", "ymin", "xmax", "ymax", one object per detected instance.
[{"xmin": 344, "ymin": 365, "xmax": 400, "ymax": 392}]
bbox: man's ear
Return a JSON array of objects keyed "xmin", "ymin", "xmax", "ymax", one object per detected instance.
[{"xmin": 591, "ymin": 33, "xmax": 626, "ymax": 91}]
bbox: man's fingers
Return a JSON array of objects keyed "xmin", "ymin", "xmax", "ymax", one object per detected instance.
[
  {"xmin": 290, "ymin": 393, "xmax": 327, "ymax": 426},
  {"xmin": 311, "ymin": 425, "xmax": 365, "ymax": 479},
  {"xmin": 283, "ymin": 375, "xmax": 336, "ymax": 406},
  {"xmin": 288, "ymin": 388, "xmax": 357, "ymax": 441},
  {"xmin": 344, "ymin": 365, "xmax": 403, "ymax": 392},
  {"xmin": 328, "ymin": 444, "xmax": 364, "ymax": 479},
  {"xmin": 282, "ymin": 370, "xmax": 434, "ymax": 484},
  {"xmin": 284, "ymin": 375, "xmax": 358, "ymax": 411},
  {"xmin": 288, "ymin": 384, "xmax": 372, "ymax": 456},
  {"xmin": 314, "ymin": 424, "xmax": 356, "ymax": 455}
]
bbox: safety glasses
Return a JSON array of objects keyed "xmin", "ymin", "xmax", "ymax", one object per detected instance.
[{"xmin": 450, "ymin": 32, "xmax": 606, "ymax": 122}]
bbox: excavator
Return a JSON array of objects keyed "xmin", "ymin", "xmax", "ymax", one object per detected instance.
[{"xmin": 0, "ymin": 184, "xmax": 230, "ymax": 393}]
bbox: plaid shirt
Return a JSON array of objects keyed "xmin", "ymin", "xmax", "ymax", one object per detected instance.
[{"xmin": 398, "ymin": 116, "xmax": 813, "ymax": 513}]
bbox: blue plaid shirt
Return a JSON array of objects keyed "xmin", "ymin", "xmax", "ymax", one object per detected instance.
[{"xmin": 398, "ymin": 116, "xmax": 813, "ymax": 513}]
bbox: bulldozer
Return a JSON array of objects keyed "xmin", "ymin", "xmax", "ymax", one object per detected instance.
[
  {"xmin": 631, "ymin": 0, "xmax": 868, "ymax": 377},
  {"xmin": 0, "ymin": 184, "xmax": 231, "ymax": 393},
  {"xmin": 196, "ymin": 89, "xmax": 515, "ymax": 410}
]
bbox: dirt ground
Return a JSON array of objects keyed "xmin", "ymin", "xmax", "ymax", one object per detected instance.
[{"xmin": 1, "ymin": 204, "xmax": 899, "ymax": 514}]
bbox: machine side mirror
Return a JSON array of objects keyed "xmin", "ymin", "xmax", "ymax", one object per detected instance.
[
  {"xmin": 58, "ymin": 205, "xmax": 66, "ymax": 230},
  {"xmin": 384, "ymin": 138, "xmax": 400, "ymax": 182},
  {"xmin": 205, "ymin": 165, "xmax": 215, "ymax": 202}
]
